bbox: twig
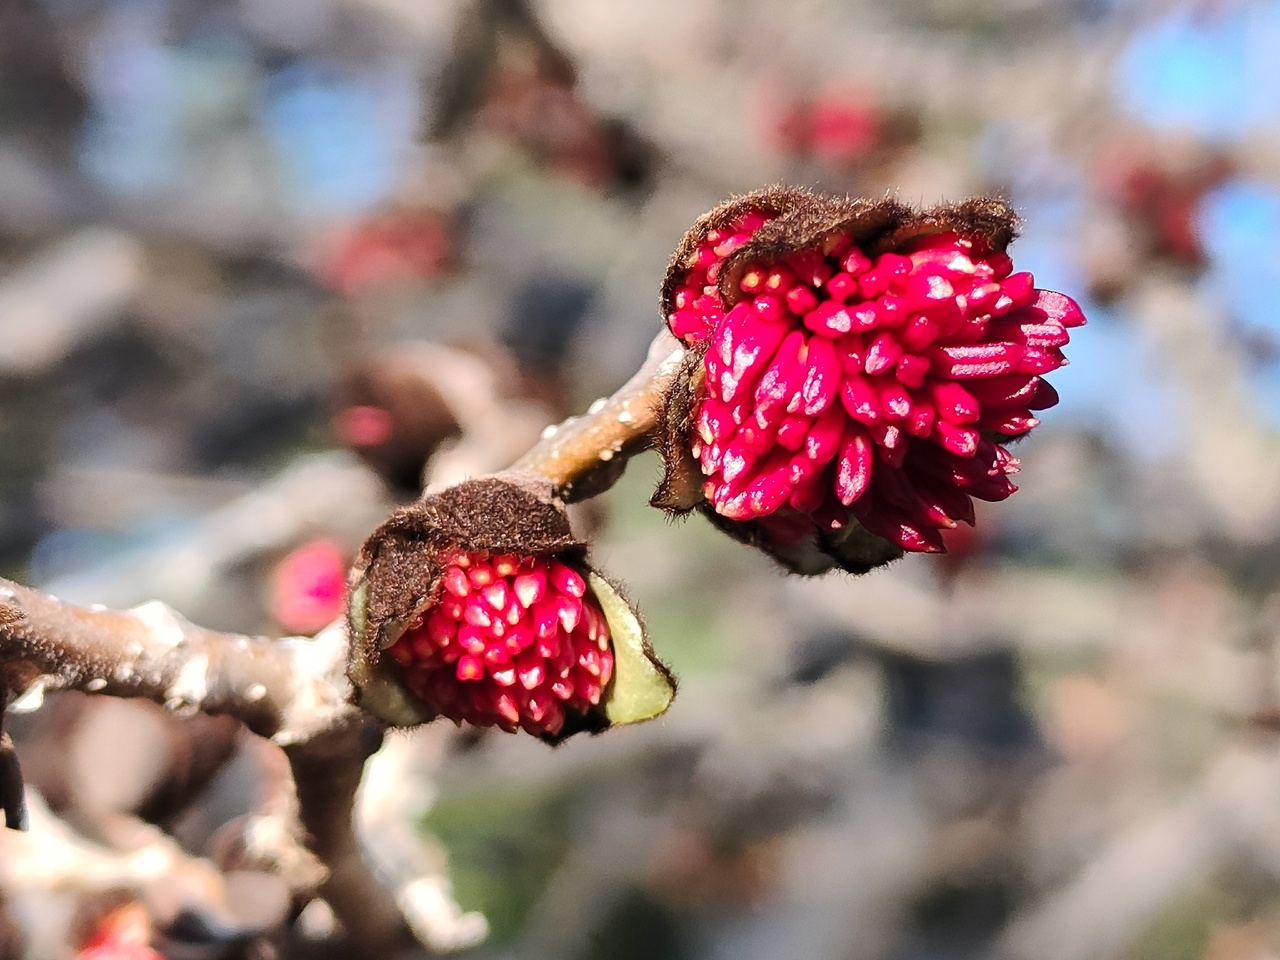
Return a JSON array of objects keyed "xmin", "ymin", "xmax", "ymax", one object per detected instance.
[
  {"xmin": 0, "ymin": 580, "xmax": 355, "ymax": 744},
  {"xmin": 0, "ymin": 580, "xmax": 415, "ymax": 949},
  {"xmin": 285, "ymin": 724, "xmax": 416, "ymax": 955},
  {"xmin": 357, "ymin": 730, "xmax": 489, "ymax": 951},
  {"xmin": 208, "ymin": 732, "xmax": 328, "ymax": 895},
  {"xmin": 511, "ymin": 330, "xmax": 684, "ymax": 499}
]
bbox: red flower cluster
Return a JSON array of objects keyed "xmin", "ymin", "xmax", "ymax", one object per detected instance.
[
  {"xmin": 665, "ymin": 201, "xmax": 1084, "ymax": 553},
  {"xmin": 77, "ymin": 904, "xmax": 162, "ymax": 960},
  {"xmin": 269, "ymin": 539, "xmax": 349, "ymax": 635},
  {"xmin": 387, "ymin": 550, "xmax": 613, "ymax": 736},
  {"xmin": 320, "ymin": 209, "xmax": 452, "ymax": 295},
  {"xmin": 772, "ymin": 94, "xmax": 883, "ymax": 165}
]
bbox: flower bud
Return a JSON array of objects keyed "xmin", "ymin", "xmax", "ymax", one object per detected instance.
[
  {"xmin": 654, "ymin": 187, "xmax": 1085, "ymax": 574},
  {"xmin": 347, "ymin": 475, "xmax": 674, "ymax": 740}
]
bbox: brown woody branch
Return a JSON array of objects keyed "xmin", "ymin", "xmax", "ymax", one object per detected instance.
[
  {"xmin": 0, "ymin": 580, "xmax": 413, "ymax": 951},
  {"xmin": 285, "ymin": 724, "xmax": 416, "ymax": 953},
  {"xmin": 512, "ymin": 330, "xmax": 684, "ymax": 499},
  {"xmin": 0, "ymin": 579, "xmax": 355, "ymax": 743}
]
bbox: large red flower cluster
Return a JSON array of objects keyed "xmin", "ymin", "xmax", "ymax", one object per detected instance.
[{"xmin": 665, "ymin": 204, "xmax": 1084, "ymax": 553}]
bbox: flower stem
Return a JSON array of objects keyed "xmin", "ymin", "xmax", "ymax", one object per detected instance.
[{"xmin": 511, "ymin": 331, "xmax": 685, "ymax": 501}]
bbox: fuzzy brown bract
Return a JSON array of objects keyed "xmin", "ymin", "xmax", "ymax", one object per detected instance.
[
  {"xmin": 347, "ymin": 473, "xmax": 582, "ymax": 726},
  {"xmin": 659, "ymin": 187, "xmax": 1019, "ymax": 321}
]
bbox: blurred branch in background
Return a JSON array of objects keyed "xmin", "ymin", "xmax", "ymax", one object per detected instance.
[{"xmin": 0, "ymin": 231, "xmax": 145, "ymax": 379}]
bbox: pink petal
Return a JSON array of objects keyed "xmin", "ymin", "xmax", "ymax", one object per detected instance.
[
  {"xmin": 930, "ymin": 381, "xmax": 981, "ymax": 425},
  {"xmin": 930, "ymin": 342, "xmax": 1025, "ymax": 379},
  {"xmin": 1034, "ymin": 289, "xmax": 1086, "ymax": 327},
  {"xmin": 753, "ymin": 331, "xmax": 809, "ymax": 426},
  {"xmin": 803, "ymin": 300, "xmax": 855, "ymax": 337},
  {"xmin": 803, "ymin": 405, "xmax": 845, "ymax": 465},
  {"xmin": 840, "ymin": 375, "xmax": 881, "ymax": 424},
  {"xmin": 835, "ymin": 425, "xmax": 874, "ymax": 505},
  {"xmin": 964, "ymin": 375, "xmax": 1040, "ymax": 410},
  {"xmin": 933, "ymin": 420, "xmax": 980, "ymax": 457},
  {"xmin": 799, "ymin": 336, "xmax": 841, "ymax": 415},
  {"xmin": 895, "ymin": 354, "xmax": 930, "ymax": 389},
  {"xmin": 879, "ymin": 380, "xmax": 913, "ymax": 420},
  {"xmin": 865, "ymin": 332, "xmax": 904, "ymax": 376},
  {"xmin": 1028, "ymin": 379, "xmax": 1060, "ymax": 410}
]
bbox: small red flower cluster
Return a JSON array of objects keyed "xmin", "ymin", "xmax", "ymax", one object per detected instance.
[
  {"xmin": 269, "ymin": 539, "xmax": 349, "ymax": 635},
  {"xmin": 387, "ymin": 550, "xmax": 612, "ymax": 736},
  {"xmin": 772, "ymin": 95, "xmax": 883, "ymax": 165},
  {"xmin": 666, "ymin": 209, "xmax": 1084, "ymax": 553},
  {"xmin": 321, "ymin": 210, "xmax": 452, "ymax": 295},
  {"xmin": 77, "ymin": 904, "xmax": 162, "ymax": 960}
]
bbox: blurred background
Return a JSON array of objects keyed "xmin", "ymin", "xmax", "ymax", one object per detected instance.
[{"xmin": 3, "ymin": 0, "xmax": 1280, "ymax": 956}]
